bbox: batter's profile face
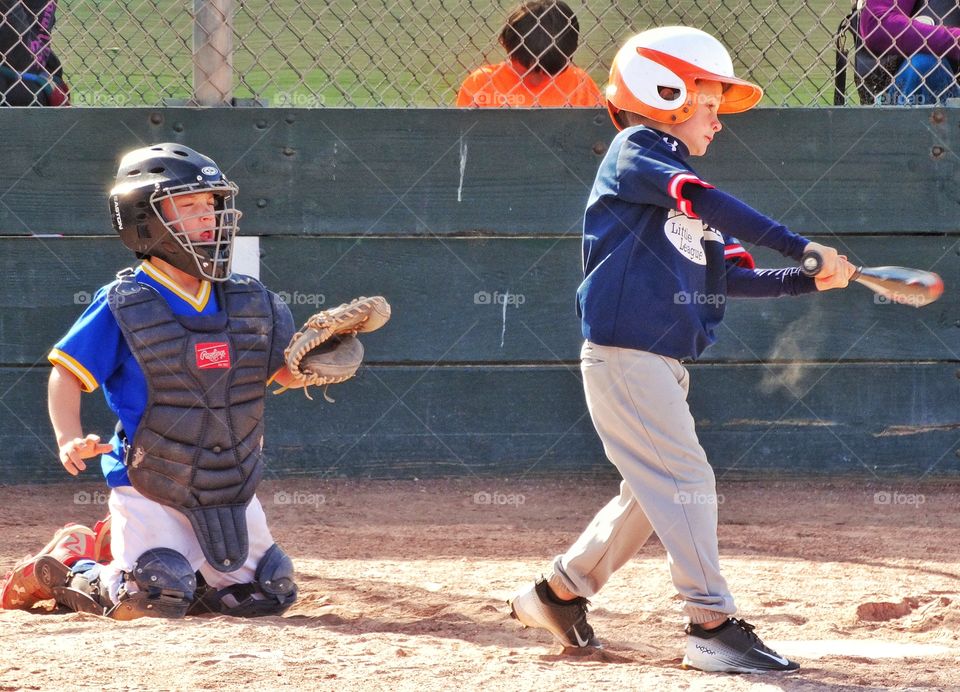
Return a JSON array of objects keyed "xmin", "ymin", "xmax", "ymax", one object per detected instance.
[
  {"xmin": 669, "ymin": 80, "xmax": 723, "ymax": 157},
  {"xmin": 159, "ymin": 191, "xmax": 217, "ymax": 241}
]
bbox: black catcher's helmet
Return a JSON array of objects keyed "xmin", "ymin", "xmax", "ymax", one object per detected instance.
[{"xmin": 109, "ymin": 143, "xmax": 241, "ymax": 282}]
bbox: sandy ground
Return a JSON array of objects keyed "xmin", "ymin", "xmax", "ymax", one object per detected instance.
[{"xmin": 1, "ymin": 478, "xmax": 958, "ymax": 691}]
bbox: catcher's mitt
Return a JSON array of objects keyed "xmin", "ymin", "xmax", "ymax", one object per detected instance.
[{"xmin": 281, "ymin": 295, "xmax": 391, "ymax": 401}]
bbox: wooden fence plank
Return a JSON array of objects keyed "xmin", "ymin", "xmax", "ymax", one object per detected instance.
[
  {"xmin": 2, "ymin": 236, "xmax": 955, "ymax": 365},
  {"xmin": 0, "ymin": 108, "xmax": 957, "ymax": 236},
  {"xmin": 2, "ymin": 364, "xmax": 956, "ymax": 482}
]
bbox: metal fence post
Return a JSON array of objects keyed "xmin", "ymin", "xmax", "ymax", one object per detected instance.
[{"xmin": 193, "ymin": 0, "xmax": 234, "ymax": 106}]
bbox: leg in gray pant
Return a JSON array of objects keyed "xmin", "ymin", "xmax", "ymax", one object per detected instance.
[
  {"xmin": 551, "ymin": 479, "xmax": 653, "ymax": 597},
  {"xmin": 551, "ymin": 341, "xmax": 735, "ymax": 624}
]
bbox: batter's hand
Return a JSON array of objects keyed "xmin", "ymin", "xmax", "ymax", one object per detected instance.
[
  {"xmin": 804, "ymin": 242, "xmax": 856, "ymax": 291},
  {"xmin": 59, "ymin": 434, "xmax": 113, "ymax": 476}
]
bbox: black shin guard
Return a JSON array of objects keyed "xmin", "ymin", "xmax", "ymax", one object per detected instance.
[{"xmin": 189, "ymin": 543, "xmax": 297, "ymax": 617}]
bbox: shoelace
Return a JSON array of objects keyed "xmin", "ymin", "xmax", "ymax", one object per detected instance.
[
  {"xmin": 730, "ymin": 618, "xmax": 776, "ymax": 653},
  {"xmin": 563, "ymin": 603, "xmax": 594, "ymax": 643},
  {"xmin": 570, "ymin": 597, "xmax": 594, "ymax": 632}
]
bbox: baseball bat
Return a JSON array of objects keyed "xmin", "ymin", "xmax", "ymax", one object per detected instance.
[{"xmin": 800, "ymin": 250, "xmax": 944, "ymax": 308}]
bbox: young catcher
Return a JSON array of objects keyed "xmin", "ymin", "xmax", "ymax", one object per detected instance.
[
  {"xmin": 508, "ymin": 27, "xmax": 855, "ymax": 673},
  {"xmin": 2, "ymin": 143, "xmax": 389, "ymax": 619}
]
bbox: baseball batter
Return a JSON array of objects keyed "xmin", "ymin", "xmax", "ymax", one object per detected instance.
[{"xmin": 508, "ymin": 27, "xmax": 856, "ymax": 673}]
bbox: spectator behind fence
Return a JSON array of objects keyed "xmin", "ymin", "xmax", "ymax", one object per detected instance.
[
  {"xmin": 456, "ymin": 1, "xmax": 602, "ymax": 107},
  {"xmin": 860, "ymin": 0, "xmax": 960, "ymax": 104},
  {"xmin": 0, "ymin": 0, "xmax": 69, "ymax": 106}
]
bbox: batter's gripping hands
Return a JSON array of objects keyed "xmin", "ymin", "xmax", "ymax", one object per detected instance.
[{"xmin": 282, "ymin": 296, "xmax": 391, "ymax": 401}]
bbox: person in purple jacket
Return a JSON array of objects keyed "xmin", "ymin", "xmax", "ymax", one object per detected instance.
[
  {"xmin": 507, "ymin": 26, "xmax": 856, "ymax": 674},
  {"xmin": 0, "ymin": 0, "xmax": 69, "ymax": 106},
  {"xmin": 860, "ymin": 0, "xmax": 960, "ymax": 104}
]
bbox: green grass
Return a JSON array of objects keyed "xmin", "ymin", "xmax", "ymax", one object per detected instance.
[{"xmin": 54, "ymin": 1, "xmax": 855, "ymax": 107}]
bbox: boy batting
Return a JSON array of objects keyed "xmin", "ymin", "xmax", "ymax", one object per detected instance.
[{"xmin": 509, "ymin": 26, "xmax": 856, "ymax": 673}]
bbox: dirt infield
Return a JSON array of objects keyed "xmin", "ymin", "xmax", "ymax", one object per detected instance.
[{"xmin": 1, "ymin": 478, "xmax": 958, "ymax": 691}]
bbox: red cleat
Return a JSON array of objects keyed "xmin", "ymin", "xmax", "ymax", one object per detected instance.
[{"xmin": 1, "ymin": 524, "xmax": 96, "ymax": 610}]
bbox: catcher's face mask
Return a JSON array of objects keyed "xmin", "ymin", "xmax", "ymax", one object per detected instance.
[{"xmin": 153, "ymin": 184, "xmax": 241, "ymax": 282}]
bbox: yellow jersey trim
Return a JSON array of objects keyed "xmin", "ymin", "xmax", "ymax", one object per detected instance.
[
  {"xmin": 140, "ymin": 261, "xmax": 211, "ymax": 312},
  {"xmin": 49, "ymin": 349, "xmax": 98, "ymax": 393}
]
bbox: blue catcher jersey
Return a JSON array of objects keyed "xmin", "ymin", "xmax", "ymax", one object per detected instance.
[{"xmin": 49, "ymin": 262, "xmax": 223, "ymax": 487}]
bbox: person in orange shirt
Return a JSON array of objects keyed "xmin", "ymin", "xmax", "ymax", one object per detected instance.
[{"xmin": 457, "ymin": 1, "xmax": 602, "ymax": 108}]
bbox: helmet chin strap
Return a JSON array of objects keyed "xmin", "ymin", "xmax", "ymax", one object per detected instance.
[{"xmin": 150, "ymin": 238, "xmax": 207, "ymax": 284}]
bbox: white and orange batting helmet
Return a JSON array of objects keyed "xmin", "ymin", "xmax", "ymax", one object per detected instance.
[{"xmin": 605, "ymin": 26, "xmax": 763, "ymax": 129}]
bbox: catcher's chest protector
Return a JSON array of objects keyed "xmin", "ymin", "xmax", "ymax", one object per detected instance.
[{"xmin": 108, "ymin": 271, "xmax": 274, "ymax": 572}]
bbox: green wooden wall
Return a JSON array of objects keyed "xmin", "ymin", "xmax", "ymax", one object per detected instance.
[{"xmin": 0, "ymin": 108, "xmax": 957, "ymax": 481}]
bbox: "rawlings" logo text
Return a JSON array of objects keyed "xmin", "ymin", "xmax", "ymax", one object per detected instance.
[{"xmin": 195, "ymin": 342, "xmax": 231, "ymax": 369}]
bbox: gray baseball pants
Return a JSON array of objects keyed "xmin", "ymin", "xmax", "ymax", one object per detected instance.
[{"xmin": 551, "ymin": 341, "xmax": 736, "ymax": 624}]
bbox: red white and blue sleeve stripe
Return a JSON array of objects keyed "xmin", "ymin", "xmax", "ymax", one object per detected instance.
[
  {"xmin": 667, "ymin": 173, "xmax": 714, "ymax": 218},
  {"xmin": 723, "ymin": 240, "xmax": 756, "ymax": 269}
]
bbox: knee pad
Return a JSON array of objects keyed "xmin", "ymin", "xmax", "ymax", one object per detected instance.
[
  {"xmin": 110, "ymin": 548, "xmax": 197, "ymax": 621},
  {"xmin": 191, "ymin": 543, "xmax": 297, "ymax": 618}
]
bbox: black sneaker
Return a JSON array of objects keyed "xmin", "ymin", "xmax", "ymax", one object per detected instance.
[
  {"xmin": 508, "ymin": 577, "xmax": 600, "ymax": 648},
  {"xmin": 683, "ymin": 618, "xmax": 799, "ymax": 673}
]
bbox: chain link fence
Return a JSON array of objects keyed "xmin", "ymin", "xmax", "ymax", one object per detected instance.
[{"xmin": 1, "ymin": 1, "xmax": 955, "ymax": 108}]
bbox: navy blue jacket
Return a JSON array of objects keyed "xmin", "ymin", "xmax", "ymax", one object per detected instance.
[{"xmin": 578, "ymin": 125, "xmax": 816, "ymax": 360}]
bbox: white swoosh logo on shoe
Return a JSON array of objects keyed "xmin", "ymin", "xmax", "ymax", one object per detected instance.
[
  {"xmin": 571, "ymin": 626, "xmax": 591, "ymax": 647},
  {"xmin": 753, "ymin": 649, "xmax": 790, "ymax": 666}
]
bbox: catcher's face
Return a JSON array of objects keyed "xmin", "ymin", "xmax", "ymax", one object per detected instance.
[
  {"xmin": 148, "ymin": 181, "xmax": 239, "ymax": 282},
  {"xmin": 159, "ymin": 191, "xmax": 216, "ymax": 242}
]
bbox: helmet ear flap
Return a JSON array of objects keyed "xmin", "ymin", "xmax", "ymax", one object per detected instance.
[{"xmin": 675, "ymin": 82, "xmax": 698, "ymax": 123}]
